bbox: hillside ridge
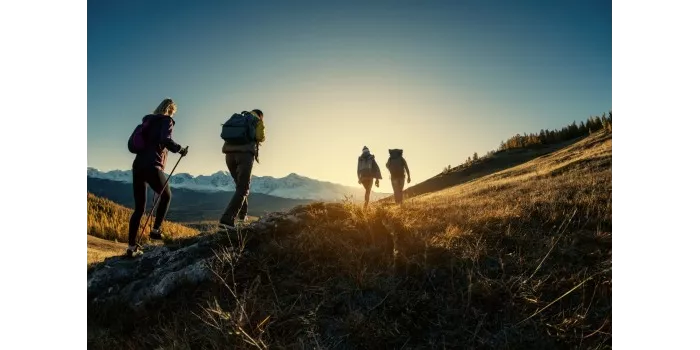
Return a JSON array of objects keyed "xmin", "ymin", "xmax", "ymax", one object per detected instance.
[{"xmin": 88, "ymin": 130, "xmax": 612, "ymax": 349}]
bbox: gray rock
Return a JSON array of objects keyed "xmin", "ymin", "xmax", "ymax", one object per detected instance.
[
  {"xmin": 88, "ymin": 234, "xmax": 224, "ymax": 310},
  {"xmin": 88, "ymin": 210, "xmax": 306, "ymax": 310}
]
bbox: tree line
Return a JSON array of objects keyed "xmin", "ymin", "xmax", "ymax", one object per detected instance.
[
  {"xmin": 452, "ymin": 110, "xmax": 612, "ymax": 172},
  {"xmin": 498, "ymin": 111, "xmax": 612, "ymax": 152}
]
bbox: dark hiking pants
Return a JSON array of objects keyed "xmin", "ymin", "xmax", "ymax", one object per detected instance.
[
  {"xmin": 221, "ymin": 152, "xmax": 255, "ymax": 223},
  {"xmin": 128, "ymin": 167, "xmax": 171, "ymax": 246},
  {"xmin": 361, "ymin": 178, "xmax": 373, "ymax": 208},
  {"xmin": 391, "ymin": 177, "xmax": 405, "ymax": 204}
]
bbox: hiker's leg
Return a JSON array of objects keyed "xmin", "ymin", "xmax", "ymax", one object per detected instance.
[
  {"xmin": 234, "ymin": 152, "xmax": 255, "ymax": 219},
  {"xmin": 128, "ymin": 169, "xmax": 148, "ymax": 246},
  {"xmin": 148, "ymin": 168, "xmax": 171, "ymax": 230},
  {"xmin": 391, "ymin": 178, "xmax": 400, "ymax": 203},
  {"xmin": 221, "ymin": 153, "xmax": 241, "ymax": 223},
  {"xmin": 222, "ymin": 152, "xmax": 253, "ymax": 222},
  {"xmin": 362, "ymin": 179, "xmax": 372, "ymax": 208},
  {"xmin": 397, "ymin": 177, "xmax": 405, "ymax": 204}
]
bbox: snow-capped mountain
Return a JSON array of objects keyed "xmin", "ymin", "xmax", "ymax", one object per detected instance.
[{"xmin": 87, "ymin": 167, "xmax": 390, "ymax": 201}]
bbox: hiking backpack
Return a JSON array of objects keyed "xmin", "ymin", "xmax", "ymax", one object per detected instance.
[
  {"xmin": 387, "ymin": 149, "xmax": 405, "ymax": 177},
  {"xmin": 358, "ymin": 157, "xmax": 374, "ymax": 178},
  {"xmin": 127, "ymin": 119, "xmax": 152, "ymax": 154},
  {"xmin": 221, "ymin": 112, "xmax": 258, "ymax": 145}
]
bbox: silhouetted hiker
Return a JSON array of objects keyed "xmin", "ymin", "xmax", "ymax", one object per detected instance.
[
  {"xmin": 386, "ymin": 149, "xmax": 411, "ymax": 205},
  {"xmin": 219, "ymin": 109, "xmax": 266, "ymax": 230},
  {"xmin": 126, "ymin": 98, "xmax": 189, "ymax": 257},
  {"xmin": 357, "ymin": 146, "xmax": 382, "ymax": 209}
]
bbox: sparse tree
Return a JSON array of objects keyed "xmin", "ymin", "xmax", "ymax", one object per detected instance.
[{"xmin": 473, "ymin": 152, "xmax": 478, "ymax": 161}]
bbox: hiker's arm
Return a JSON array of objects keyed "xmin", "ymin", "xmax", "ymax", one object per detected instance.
[
  {"xmin": 403, "ymin": 158, "xmax": 411, "ymax": 178},
  {"xmin": 255, "ymin": 119, "xmax": 266, "ymax": 143},
  {"xmin": 373, "ymin": 160, "xmax": 382, "ymax": 179},
  {"xmin": 357, "ymin": 161, "xmax": 361, "ymax": 180},
  {"xmin": 160, "ymin": 120, "xmax": 182, "ymax": 153}
]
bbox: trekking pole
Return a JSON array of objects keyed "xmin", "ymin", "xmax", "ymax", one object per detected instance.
[{"xmin": 137, "ymin": 146, "xmax": 188, "ymax": 245}]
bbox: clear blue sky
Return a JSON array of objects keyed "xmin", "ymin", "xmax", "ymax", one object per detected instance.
[{"xmin": 88, "ymin": 0, "xmax": 611, "ymax": 190}]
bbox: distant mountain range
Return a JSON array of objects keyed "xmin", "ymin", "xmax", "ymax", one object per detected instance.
[
  {"xmin": 87, "ymin": 167, "xmax": 390, "ymax": 202},
  {"xmin": 87, "ymin": 177, "xmax": 313, "ymax": 222}
]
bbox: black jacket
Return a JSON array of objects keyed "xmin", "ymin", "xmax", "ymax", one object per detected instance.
[{"xmin": 132, "ymin": 114, "xmax": 182, "ymax": 171}]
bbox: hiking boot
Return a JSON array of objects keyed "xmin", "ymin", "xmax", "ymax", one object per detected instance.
[
  {"xmin": 235, "ymin": 217, "xmax": 248, "ymax": 229},
  {"xmin": 149, "ymin": 228, "xmax": 163, "ymax": 240},
  {"xmin": 125, "ymin": 245, "xmax": 143, "ymax": 258}
]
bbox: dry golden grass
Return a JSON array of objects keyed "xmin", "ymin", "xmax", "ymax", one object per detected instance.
[
  {"xmin": 87, "ymin": 235, "xmax": 126, "ymax": 266},
  {"xmin": 89, "ymin": 131, "xmax": 612, "ymax": 349},
  {"xmin": 87, "ymin": 192, "xmax": 199, "ymax": 244}
]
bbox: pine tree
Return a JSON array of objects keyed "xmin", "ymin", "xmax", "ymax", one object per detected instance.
[
  {"xmin": 568, "ymin": 121, "xmax": 578, "ymax": 139},
  {"xmin": 586, "ymin": 116, "xmax": 594, "ymax": 131},
  {"xmin": 594, "ymin": 116, "xmax": 603, "ymax": 130}
]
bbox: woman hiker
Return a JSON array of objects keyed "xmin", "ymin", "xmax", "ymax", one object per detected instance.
[{"xmin": 126, "ymin": 98, "xmax": 189, "ymax": 257}]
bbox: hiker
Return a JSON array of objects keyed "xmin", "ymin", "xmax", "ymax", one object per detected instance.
[
  {"xmin": 386, "ymin": 149, "xmax": 411, "ymax": 205},
  {"xmin": 126, "ymin": 98, "xmax": 189, "ymax": 257},
  {"xmin": 357, "ymin": 146, "xmax": 382, "ymax": 209},
  {"xmin": 219, "ymin": 109, "xmax": 266, "ymax": 229}
]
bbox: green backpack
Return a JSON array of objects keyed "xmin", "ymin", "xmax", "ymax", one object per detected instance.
[{"xmin": 221, "ymin": 111, "xmax": 258, "ymax": 145}]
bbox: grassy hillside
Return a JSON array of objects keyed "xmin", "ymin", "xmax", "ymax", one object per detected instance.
[
  {"xmin": 397, "ymin": 111, "xmax": 611, "ymax": 201},
  {"xmin": 89, "ymin": 131, "xmax": 611, "ymax": 349},
  {"xmin": 87, "ymin": 192, "xmax": 199, "ymax": 243},
  {"xmin": 395, "ymin": 136, "xmax": 583, "ymax": 201},
  {"xmin": 87, "ymin": 178, "xmax": 314, "ymax": 222}
]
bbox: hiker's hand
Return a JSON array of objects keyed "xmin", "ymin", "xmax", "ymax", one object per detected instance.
[
  {"xmin": 179, "ymin": 146, "xmax": 189, "ymax": 157},
  {"xmin": 358, "ymin": 179, "xmax": 362, "ymax": 184},
  {"xmin": 375, "ymin": 179, "xmax": 379, "ymax": 187},
  {"xmin": 407, "ymin": 177, "xmax": 411, "ymax": 184}
]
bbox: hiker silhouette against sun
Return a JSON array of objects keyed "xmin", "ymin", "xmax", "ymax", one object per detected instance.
[
  {"xmin": 357, "ymin": 146, "xmax": 382, "ymax": 209},
  {"xmin": 386, "ymin": 149, "xmax": 411, "ymax": 205}
]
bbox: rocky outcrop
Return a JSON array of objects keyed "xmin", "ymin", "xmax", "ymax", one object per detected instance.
[{"xmin": 87, "ymin": 211, "xmax": 304, "ymax": 310}]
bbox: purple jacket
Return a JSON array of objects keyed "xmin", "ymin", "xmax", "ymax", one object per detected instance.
[{"xmin": 132, "ymin": 114, "xmax": 182, "ymax": 171}]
